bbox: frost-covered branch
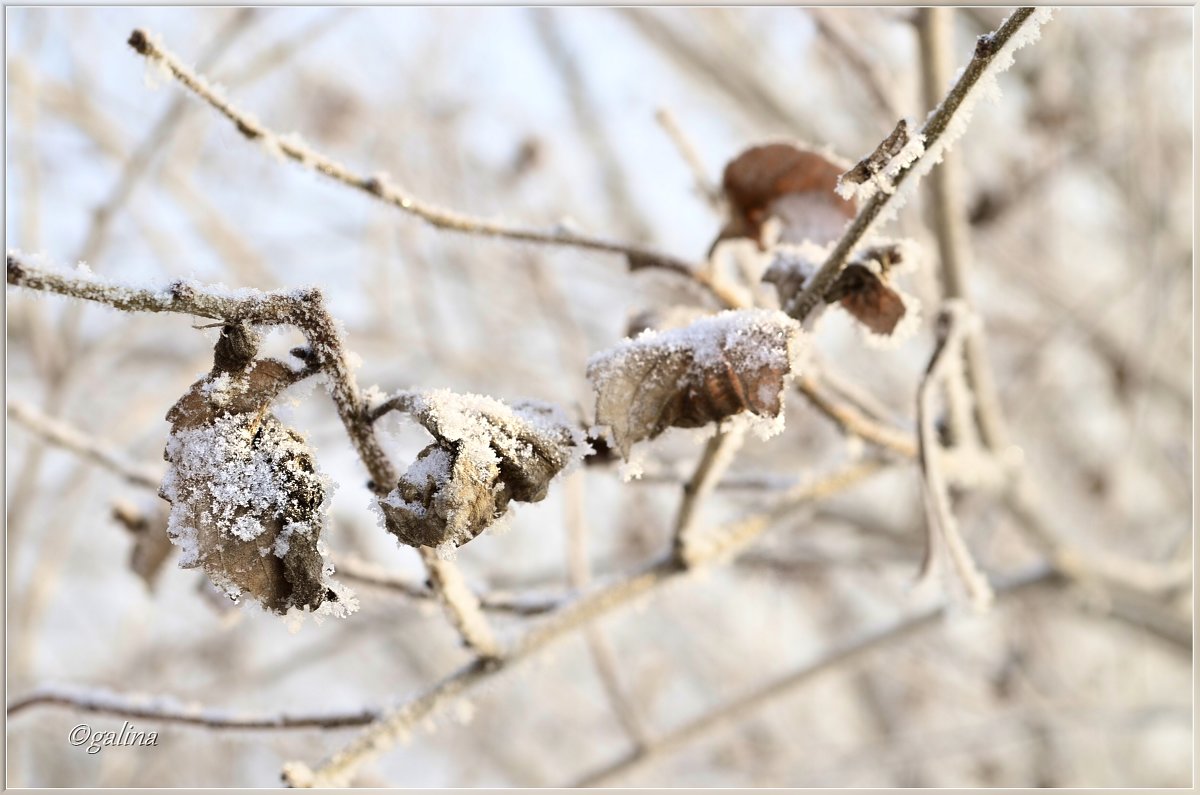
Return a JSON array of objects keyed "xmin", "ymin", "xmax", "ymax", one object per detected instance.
[
  {"xmin": 917, "ymin": 6, "xmax": 1010, "ymax": 451},
  {"xmin": 334, "ymin": 556, "xmax": 564, "ymax": 617},
  {"xmin": 786, "ymin": 7, "xmax": 1052, "ymax": 322},
  {"xmin": 575, "ymin": 564, "xmax": 1059, "ymax": 786},
  {"xmin": 671, "ymin": 429, "xmax": 745, "ymax": 566},
  {"xmin": 282, "ymin": 460, "xmax": 888, "ymax": 787},
  {"xmin": 7, "ymin": 684, "xmax": 378, "ymax": 730},
  {"xmin": 7, "ymin": 400, "xmax": 162, "ymax": 491},
  {"xmin": 6, "ymin": 253, "xmax": 498, "ymax": 655},
  {"xmin": 1003, "ymin": 477, "xmax": 1193, "ymax": 597},
  {"xmin": 917, "ymin": 301, "xmax": 994, "ymax": 609},
  {"xmin": 126, "ymin": 29, "xmax": 741, "ymax": 309},
  {"xmin": 795, "ymin": 374, "xmax": 918, "ymax": 459}
]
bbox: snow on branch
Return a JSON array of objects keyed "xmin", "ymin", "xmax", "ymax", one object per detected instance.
[
  {"xmin": 7, "ymin": 683, "xmax": 379, "ymax": 731},
  {"xmin": 125, "ymin": 29, "xmax": 742, "ymax": 310},
  {"xmin": 916, "ymin": 301, "xmax": 994, "ymax": 610},
  {"xmin": 785, "ymin": 7, "xmax": 1054, "ymax": 322},
  {"xmin": 281, "ymin": 460, "xmax": 890, "ymax": 787},
  {"xmin": 7, "ymin": 399, "xmax": 162, "ymax": 491}
]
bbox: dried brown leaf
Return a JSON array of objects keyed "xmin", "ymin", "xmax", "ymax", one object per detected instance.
[
  {"xmin": 160, "ymin": 325, "xmax": 346, "ymax": 616},
  {"xmin": 586, "ymin": 310, "xmax": 804, "ymax": 459},
  {"xmin": 380, "ymin": 391, "xmax": 585, "ymax": 550},
  {"xmin": 713, "ymin": 142, "xmax": 855, "ymax": 251},
  {"xmin": 826, "ymin": 264, "xmax": 908, "ymax": 335}
]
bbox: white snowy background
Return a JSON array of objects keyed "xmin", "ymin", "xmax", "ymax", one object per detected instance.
[{"xmin": 4, "ymin": 7, "xmax": 1192, "ymax": 787}]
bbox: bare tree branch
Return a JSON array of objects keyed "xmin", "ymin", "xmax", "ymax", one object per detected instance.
[
  {"xmin": 575, "ymin": 564, "xmax": 1060, "ymax": 786},
  {"xmin": 917, "ymin": 6, "xmax": 1009, "ymax": 450},
  {"xmin": 654, "ymin": 107, "xmax": 723, "ymax": 210},
  {"xmin": 807, "ymin": 8, "xmax": 903, "ymax": 123},
  {"xmin": 281, "ymin": 460, "xmax": 888, "ymax": 787},
  {"xmin": 7, "ymin": 400, "xmax": 162, "ymax": 491},
  {"xmin": 334, "ymin": 556, "xmax": 564, "ymax": 617},
  {"xmin": 796, "ymin": 374, "xmax": 917, "ymax": 458},
  {"xmin": 7, "ymin": 686, "xmax": 379, "ymax": 731},
  {"xmin": 125, "ymin": 28, "xmax": 741, "ymax": 310},
  {"xmin": 564, "ymin": 471, "xmax": 654, "ymax": 748},
  {"xmin": 916, "ymin": 301, "xmax": 994, "ymax": 609},
  {"xmin": 787, "ymin": 8, "xmax": 1052, "ymax": 322}
]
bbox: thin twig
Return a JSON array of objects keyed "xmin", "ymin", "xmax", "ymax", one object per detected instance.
[
  {"xmin": 654, "ymin": 108, "xmax": 723, "ymax": 210},
  {"xmin": 807, "ymin": 8, "xmax": 903, "ymax": 123},
  {"xmin": 6, "ymin": 254, "xmax": 499, "ymax": 658},
  {"xmin": 281, "ymin": 460, "xmax": 888, "ymax": 787},
  {"xmin": 917, "ymin": 6, "xmax": 1009, "ymax": 450},
  {"xmin": 575, "ymin": 564, "xmax": 1060, "ymax": 786},
  {"xmin": 796, "ymin": 374, "xmax": 917, "ymax": 458},
  {"xmin": 564, "ymin": 470, "xmax": 653, "ymax": 747},
  {"xmin": 530, "ymin": 9, "xmax": 654, "ymax": 242},
  {"xmin": 7, "ymin": 686, "xmax": 379, "ymax": 731},
  {"xmin": 672, "ymin": 429, "xmax": 746, "ymax": 566},
  {"xmin": 916, "ymin": 301, "xmax": 994, "ymax": 609},
  {"xmin": 1003, "ymin": 477, "xmax": 1193, "ymax": 597},
  {"xmin": 618, "ymin": 9, "xmax": 820, "ymax": 142},
  {"xmin": 7, "ymin": 400, "xmax": 162, "ymax": 491},
  {"xmin": 333, "ymin": 556, "xmax": 564, "ymax": 617},
  {"xmin": 787, "ymin": 8, "xmax": 1052, "ymax": 322},
  {"xmin": 126, "ymin": 28, "xmax": 739, "ymax": 309}
]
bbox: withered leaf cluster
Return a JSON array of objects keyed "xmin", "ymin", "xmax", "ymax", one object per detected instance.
[
  {"xmin": 379, "ymin": 391, "xmax": 584, "ymax": 550},
  {"xmin": 160, "ymin": 325, "xmax": 340, "ymax": 615},
  {"xmin": 710, "ymin": 140, "xmax": 918, "ymax": 337}
]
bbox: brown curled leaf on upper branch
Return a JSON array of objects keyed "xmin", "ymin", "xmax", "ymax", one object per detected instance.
[
  {"xmin": 376, "ymin": 391, "xmax": 587, "ymax": 551},
  {"xmin": 586, "ymin": 309, "xmax": 806, "ymax": 460},
  {"xmin": 710, "ymin": 142, "xmax": 857, "ymax": 254},
  {"xmin": 159, "ymin": 324, "xmax": 354, "ymax": 618},
  {"xmin": 764, "ymin": 242, "xmax": 917, "ymax": 337}
]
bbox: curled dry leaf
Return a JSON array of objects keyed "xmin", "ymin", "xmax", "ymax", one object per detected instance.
[
  {"xmin": 159, "ymin": 325, "xmax": 349, "ymax": 616},
  {"xmin": 586, "ymin": 309, "xmax": 805, "ymax": 459},
  {"xmin": 713, "ymin": 142, "xmax": 855, "ymax": 252},
  {"xmin": 379, "ymin": 391, "xmax": 586, "ymax": 550},
  {"xmin": 765, "ymin": 243, "xmax": 913, "ymax": 336},
  {"xmin": 827, "ymin": 264, "xmax": 906, "ymax": 335}
]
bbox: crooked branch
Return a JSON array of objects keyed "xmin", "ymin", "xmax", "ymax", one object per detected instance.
[
  {"xmin": 126, "ymin": 28, "xmax": 740, "ymax": 309},
  {"xmin": 575, "ymin": 564, "xmax": 1060, "ymax": 786},
  {"xmin": 7, "ymin": 399, "xmax": 162, "ymax": 491},
  {"xmin": 787, "ymin": 7, "xmax": 1052, "ymax": 322},
  {"xmin": 916, "ymin": 301, "xmax": 994, "ymax": 609},
  {"xmin": 6, "ymin": 254, "xmax": 498, "ymax": 658},
  {"xmin": 7, "ymin": 686, "xmax": 378, "ymax": 731},
  {"xmin": 281, "ymin": 460, "xmax": 888, "ymax": 787}
]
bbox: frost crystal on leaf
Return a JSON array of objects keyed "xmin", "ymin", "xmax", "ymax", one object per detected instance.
[
  {"xmin": 586, "ymin": 309, "xmax": 805, "ymax": 459},
  {"xmin": 160, "ymin": 325, "xmax": 351, "ymax": 617},
  {"xmin": 379, "ymin": 390, "xmax": 587, "ymax": 550}
]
